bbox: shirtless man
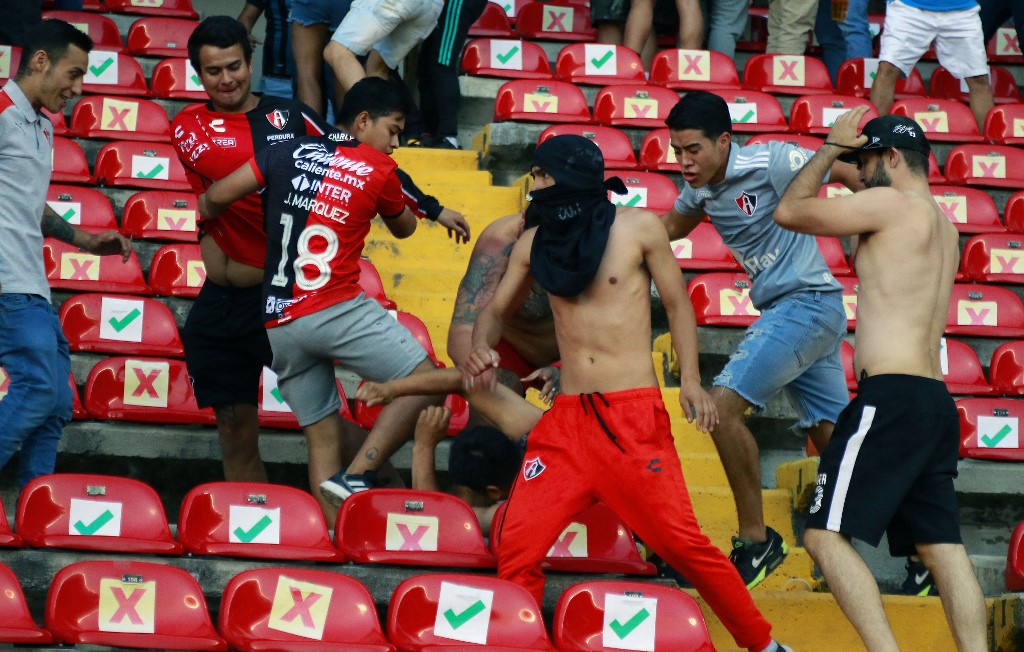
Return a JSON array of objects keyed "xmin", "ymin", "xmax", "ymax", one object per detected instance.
[
  {"xmin": 775, "ymin": 108, "xmax": 987, "ymax": 652},
  {"xmin": 462, "ymin": 135, "xmax": 793, "ymax": 652}
]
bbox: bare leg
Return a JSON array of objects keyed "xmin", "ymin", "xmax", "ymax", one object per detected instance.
[
  {"xmin": 324, "ymin": 40, "xmax": 368, "ymax": 100},
  {"xmin": 303, "ymin": 411, "xmax": 348, "ymax": 529},
  {"xmin": 676, "ymin": 0, "xmax": 705, "ymax": 49},
  {"xmin": 623, "ymin": 0, "xmax": 656, "ymax": 54},
  {"xmin": 214, "ymin": 404, "xmax": 268, "ymax": 482},
  {"xmin": 803, "ymin": 528, "xmax": 900, "ymax": 652},
  {"xmin": 597, "ymin": 21, "xmax": 624, "ymax": 44},
  {"xmin": 365, "ymin": 50, "xmax": 390, "ymax": 80},
  {"xmin": 869, "ymin": 61, "xmax": 901, "ymax": 115},
  {"xmin": 916, "ymin": 543, "xmax": 987, "ymax": 652},
  {"xmin": 964, "ymin": 75, "xmax": 994, "ymax": 132},
  {"xmin": 709, "ymin": 386, "xmax": 765, "ymax": 542},
  {"xmin": 291, "ymin": 20, "xmax": 328, "ymax": 117},
  {"xmin": 808, "ymin": 420, "xmax": 834, "ymax": 456},
  {"xmin": 338, "ymin": 418, "xmax": 403, "ymax": 487}
]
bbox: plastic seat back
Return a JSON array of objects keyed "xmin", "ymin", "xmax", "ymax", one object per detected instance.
[
  {"xmin": 219, "ymin": 568, "xmax": 394, "ymax": 651},
  {"xmin": 593, "ymin": 84, "xmax": 680, "ymax": 128},
  {"xmin": 46, "ymin": 560, "xmax": 224, "ymax": 650},
  {"xmin": 988, "ymin": 25, "xmax": 1023, "ymax": 63},
  {"xmin": 71, "ymin": 95, "xmax": 171, "ymax": 142},
  {"xmin": 85, "ymin": 355, "xmax": 215, "ymax": 424},
  {"xmin": 956, "ymin": 397, "xmax": 1024, "ymax": 460},
  {"xmin": 712, "ymin": 89, "xmax": 789, "ymax": 132},
  {"xmin": 961, "ymin": 233, "xmax": 1024, "ymax": 283},
  {"xmin": 671, "ymin": 221, "xmax": 740, "ymax": 271},
  {"xmin": 841, "ymin": 340, "xmax": 857, "ymax": 390},
  {"xmin": 540, "ymin": 124, "xmax": 639, "ymax": 170},
  {"xmin": 494, "ymin": 79, "xmax": 592, "ymax": 123},
  {"xmin": 930, "ymin": 65, "xmax": 1021, "ymax": 104},
  {"xmin": 608, "ymin": 171, "xmax": 680, "ymax": 212},
  {"xmin": 743, "ymin": 53, "xmax": 834, "ymax": 95},
  {"xmin": 639, "ymin": 128, "xmax": 679, "ymax": 172},
  {"xmin": 51, "ymin": 136, "xmax": 93, "ymax": 184},
  {"xmin": 43, "ymin": 239, "xmax": 150, "ymax": 294},
  {"xmin": 336, "ymin": 489, "xmax": 496, "ymax": 568},
  {"xmin": 104, "ymin": 0, "xmax": 198, "ymax": 18},
  {"xmin": 42, "ymin": 106, "xmax": 70, "ymax": 136},
  {"xmin": 16, "ymin": 473, "xmax": 181, "ymax": 553},
  {"xmin": 42, "ymin": 10, "xmax": 124, "ymax": 51},
  {"xmin": 462, "ymin": 38, "xmax": 552, "ymax": 79},
  {"xmin": 991, "ymin": 340, "xmax": 1024, "ymax": 395},
  {"xmin": 0, "ymin": 45, "xmax": 22, "ymax": 86},
  {"xmin": 835, "ymin": 57, "xmax": 926, "ymax": 99},
  {"xmin": 121, "ymin": 190, "xmax": 199, "ymax": 241},
  {"xmin": 95, "ymin": 140, "xmax": 190, "ymax": 190},
  {"xmin": 126, "ymin": 16, "xmax": 197, "ymax": 57},
  {"xmin": 650, "ymin": 48, "xmax": 740, "ymax": 91},
  {"xmin": 178, "ymin": 481, "xmax": 341, "ymax": 561},
  {"xmin": 789, "ymin": 94, "xmax": 877, "ymax": 135},
  {"xmin": 0, "ymin": 499, "xmax": 19, "ymax": 547},
  {"xmin": 46, "ymin": 183, "xmax": 118, "ymax": 233},
  {"xmin": 939, "ymin": 337, "xmax": 992, "ymax": 395},
  {"xmin": 59, "ymin": 293, "xmax": 183, "ymax": 357},
  {"xmin": 0, "ymin": 562, "xmax": 51, "ymax": 643},
  {"xmin": 553, "ymin": 580, "xmax": 714, "ymax": 651},
  {"xmin": 556, "ymin": 43, "xmax": 645, "ymax": 86},
  {"xmin": 816, "ymin": 236, "xmax": 852, "ymax": 276},
  {"xmin": 468, "ymin": 1, "xmax": 515, "ymax": 37},
  {"xmin": 150, "ymin": 57, "xmax": 208, "ymax": 100},
  {"xmin": 944, "ymin": 144, "xmax": 1024, "ymax": 188},
  {"xmin": 358, "ymin": 257, "xmax": 397, "ymax": 308},
  {"xmin": 983, "ymin": 102, "xmax": 1024, "ymax": 145},
  {"xmin": 837, "ymin": 276, "xmax": 859, "ymax": 331},
  {"xmin": 928, "ymin": 185, "xmax": 1004, "ymax": 234},
  {"xmin": 515, "ymin": 1, "xmax": 596, "ymax": 41},
  {"xmin": 1007, "ymin": 520, "xmax": 1024, "ymax": 591},
  {"xmin": 148, "ymin": 242, "xmax": 206, "ymax": 296},
  {"xmin": 387, "ymin": 573, "xmax": 555, "ymax": 650},
  {"xmin": 891, "ymin": 98, "xmax": 984, "ymax": 142},
  {"xmin": 947, "ymin": 283, "xmax": 1024, "ymax": 338},
  {"xmin": 688, "ymin": 272, "xmax": 760, "ymax": 326},
  {"xmin": 82, "ymin": 51, "xmax": 148, "ymax": 96}
]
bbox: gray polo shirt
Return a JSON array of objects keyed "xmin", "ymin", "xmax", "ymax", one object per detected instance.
[{"xmin": 0, "ymin": 79, "xmax": 54, "ymax": 299}]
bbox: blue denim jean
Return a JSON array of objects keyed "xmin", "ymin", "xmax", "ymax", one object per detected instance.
[
  {"xmin": 0, "ymin": 294, "xmax": 72, "ymax": 487},
  {"xmin": 714, "ymin": 290, "xmax": 848, "ymax": 432},
  {"xmin": 703, "ymin": 0, "xmax": 750, "ymax": 60},
  {"xmin": 816, "ymin": 0, "xmax": 874, "ymax": 82}
]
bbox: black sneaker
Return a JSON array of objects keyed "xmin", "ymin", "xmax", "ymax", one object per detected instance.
[
  {"xmin": 319, "ymin": 470, "xmax": 379, "ymax": 506},
  {"xmin": 728, "ymin": 526, "xmax": 790, "ymax": 589},
  {"xmin": 434, "ymin": 136, "xmax": 462, "ymax": 150},
  {"xmin": 902, "ymin": 557, "xmax": 938, "ymax": 596}
]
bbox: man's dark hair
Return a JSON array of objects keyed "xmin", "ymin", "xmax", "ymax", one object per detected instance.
[
  {"xmin": 187, "ymin": 16, "xmax": 252, "ymax": 74},
  {"xmin": 664, "ymin": 90, "xmax": 732, "ymax": 139},
  {"xmin": 335, "ymin": 77, "xmax": 415, "ymax": 128},
  {"xmin": 16, "ymin": 20, "xmax": 93, "ymax": 79},
  {"xmin": 900, "ymin": 148, "xmax": 929, "ymax": 177},
  {"xmin": 448, "ymin": 426, "xmax": 523, "ymax": 493}
]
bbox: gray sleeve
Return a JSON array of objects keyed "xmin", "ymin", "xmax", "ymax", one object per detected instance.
[
  {"xmin": 672, "ymin": 186, "xmax": 702, "ymax": 215},
  {"xmin": 767, "ymin": 143, "xmax": 830, "ymax": 196}
]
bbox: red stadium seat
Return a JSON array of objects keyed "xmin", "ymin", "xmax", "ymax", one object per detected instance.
[
  {"xmin": 928, "ymin": 150, "xmax": 945, "ymax": 183},
  {"xmin": 94, "ymin": 140, "xmax": 190, "ymax": 190},
  {"xmin": 928, "ymin": 185, "xmax": 1004, "ymax": 234},
  {"xmin": 961, "ymin": 233, "xmax": 1024, "ymax": 283},
  {"xmin": 104, "ymin": 0, "xmax": 198, "ymax": 18},
  {"xmin": 150, "ymin": 57, "xmax": 208, "ymax": 100},
  {"xmin": 85, "ymin": 356, "xmax": 216, "ymax": 424},
  {"xmin": 650, "ymin": 48, "xmax": 740, "ymax": 91},
  {"xmin": 671, "ymin": 221, "xmax": 740, "ymax": 271},
  {"xmin": 746, "ymin": 133, "xmax": 824, "ymax": 150},
  {"xmin": 358, "ymin": 257, "xmax": 398, "ymax": 309},
  {"xmin": 461, "ymin": 38, "xmax": 552, "ymax": 79},
  {"xmin": 51, "ymin": 136, "xmax": 94, "ymax": 184},
  {"xmin": 515, "ymin": 1, "xmax": 596, "ymax": 41},
  {"xmin": 817, "ymin": 236, "xmax": 852, "ymax": 276},
  {"xmin": 126, "ymin": 16, "xmax": 196, "ymax": 57},
  {"xmin": 0, "ymin": 498, "xmax": 19, "ymax": 547},
  {"xmin": 789, "ymin": 94, "xmax": 877, "ymax": 135},
  {"xmin": 46, "ymin": 184, "xmax": 118, "ymax": 233},
  {"xmin": 554, "ymin": 580, "xmax": 714, "ymax": 652},
  {"xmin": 494, "ymin": 79, "xmax": 592, "ymax": 123},
  {"xmin": 490, "ymin": 502, "xmax": 656, "ymax": 575},
  {"xmin": 70, "ymin": 371, "xmax": 87, "ymax": 420},
  {"xmin": 608, "ymin": 171, "xmax": 680, "ymax": 212},
  {"xmin": 945, "ymin": 144, "xmax": 1024, "ymax": 188},
  {"xmin": 836, "ymin": 58, "xmax": 927, "ymax": 99},
  {"xmin": 120, "ymin": 190, "xmax": 199, "ymax": 241},
  {"xmin": 938, "ymin": 337, "xmax": 993, "ymax": 395},
  {"xmin": 43, "ymin": 239, "xmax": 150, "ymax": 294},
  {"xmin": 1005, "ymin": 191, "xmax": 1024, "ymax": 234},
  {"xmin": 983, "ymin": 103, "xmax": 1024, "ymax": 145},
  {"xmin": 688, "ymin": 272, "xmax": 760, "ymax": 326},
  {"xmin": 41, "ymin": 106, "xmax": 70, "ymax": 136},
  {"xmin": 178, "ymin": 482, "xmax": 342, "ymax": 561},
  {"xmin": 593, "ymin": 84, "xmax": 680, "ymax": 129},
  {"xmin": 929, "ymin": 65, "xmax": 1021, "ymax": 104},
  {"xmin": 258, "ymin": 366, "xmax": 355, "ymax": 430},
  {"xmin": 148, "ymin": 243, "xmax": 206, "ymax": 297},
  {"xmin": 990, "ymin": 341, "xmax": 1024, "ymax": 395},
  {"xmin": 46, "ymin": 560, "xmax": 224, "ymax": 650},
  {"xmin": 736, "ymin": 6, "xmax": 768, "ymax": 51},
  {"xmin": 540, "ymin": 124, "xmax": 639, "ymax": 170},
  {"xmin": 837, "ymin": 276, "xmax": 859, "ymax": 331},
  {"xmin": 956, "ymin": 397, "xmax": 1024, "ymax": 460},
  {"xmin": 890, "ymin": 98, "xmax": 984, "ymax": 143},
  {"xmin": 219, "ymin": 568, "xmax": 394, "ymax": 651},
  {"xmin": 0, "ymin": 45, "xmax": 22, "ymax": 86},
  {"xmin": 743, "ymin": 53, "xmax": 834, "ymax": 95},
  {"xmin": 468, "ymin": 1, "xmax": 515, "ymax": 37},
  {"xmin": 336, "ymin": 489, "xmax": 497, "ymax": 568},
  {"xmin": 1008, "ymin": 521, "xmax": 1024, "ymax": 591},
  {"xmin": 988, "ymin": 25, "xmax": 1024, "ymax": 63},
  {"xmin": 841, "ymin": 340, "xmax": 857, "ymax": 390},
  {"xmin": 555, "ymin": 43, "xmax": 645, "ymax": 86},
  {"xmin": 71, "ymin": 95, "xmax": 171, "ymax": 142},
  {"xmin": 60, "ymin": 293, "xmax": 183, "ymax": 357},
  {"xmin": 0, "ymin": 563, "xmax": 51, "ymax": 644},
  {"xmin": 639, "ymin": 128, "xmax": 679, "ymax": 172},
  {"xmin": 712, "ymin": 89, "xmax": 789, "ymax": 133},
  {"xmin": 82, "ymin": 51, "xmax": 148, "ymax": 96},
  {"xmin": 946, "ymin": 284, "xmax": 1024, "ymax": 338},
  {"xmin": 42, "ymin": 10, "xmax": 124, "ymax": 51},
  {"xmin": 0, "ymin": 369, "xmax": 84, "ymax": 420},
  {"xmin": 16, "ymin": 473, "xmax": 181, "ymax": 554},
  {"xmin": 387, "ymin": 574, "xmax": 555, "ymax": 650}
]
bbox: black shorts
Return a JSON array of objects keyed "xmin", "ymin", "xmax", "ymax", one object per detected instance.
[
  {"xmin": 181, "ymin": 280, "xmax": 272, "ymax": 409},
  {"xmin": 806, "ymin": 374, "xmax": 962, "ymax": 556}
]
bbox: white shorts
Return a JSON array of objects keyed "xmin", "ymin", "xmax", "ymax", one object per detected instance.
[
  {"xmin": 330, "ymin": 0, "xmax": 444, "ymax": 69},
  {"xmin": 878, "ymin": 0, "xmax": 989, "ymax": 79}
]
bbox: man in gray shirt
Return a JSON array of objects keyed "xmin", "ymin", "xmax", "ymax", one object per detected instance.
[
  {"xmin": 662, "ymin": 90, "xmax": 859, "ymax": 589},
  {"xmin": 0, "ymin": 20, "xmax": 131, "ymax": 487}
]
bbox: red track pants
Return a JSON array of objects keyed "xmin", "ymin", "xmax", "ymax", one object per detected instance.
[{"xmin": 496, "ymin": 387, "xmax": 773, "ymax": 652}]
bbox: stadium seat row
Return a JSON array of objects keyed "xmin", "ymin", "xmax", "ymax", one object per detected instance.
[
  {"xmin": 40, "ymin": 11, "xmax": 198, "ymax": 58},
  {"xmin": 39, "ymin": 0, "xmax": 198, "ymax": 18}
]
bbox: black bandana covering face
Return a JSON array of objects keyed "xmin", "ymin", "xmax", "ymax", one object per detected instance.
[{"xmin": 525, "ymin": 135, "xmax": 628, "ymax": 298}]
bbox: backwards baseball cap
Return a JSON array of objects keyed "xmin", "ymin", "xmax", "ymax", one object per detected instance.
[{"xmin": 837, "ymin": 114, "xmax": 931, "ymax": 164}]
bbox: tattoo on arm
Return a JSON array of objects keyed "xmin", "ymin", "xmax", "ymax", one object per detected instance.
[
  {"xmin": 365, "ymin": 447, "xmax": 379, "ymax": 462},
  {"xmin": 41, "ymin": 210, "xmax": 78, "ymax": 246},
  {"xmin": 451, "ymin": 242, "xmax": 514, "ymax": 325}
]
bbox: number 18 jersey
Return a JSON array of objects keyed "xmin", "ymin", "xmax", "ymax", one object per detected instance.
[{"xmin": 250, "ymin": 131, "xmax": 405, "ymax": 327}]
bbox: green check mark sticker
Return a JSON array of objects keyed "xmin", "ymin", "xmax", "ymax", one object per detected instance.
[
  {"xmin": 60, "ymin": 207, "xmax": 77, "ymax": 221},
  {"xmin": 981, "ymin": 424, "xmax": 1012, "ymax": 447},
  {"xmin": 591, "ymin": 50, "xmax": 614, "ymax": 69},
  {"xmin": 89, "ymin": 56, "xmax": 114, "ymax": 77},
  {"xmin": 108, "ymin": 308, "xmax": 141, "ymax": 333},
  {"xmin": 736, "ymin": 109, "xmax": 755, "ymax": 123},
  {"xmin": 623, "ymin": 194, "xmax": 642, "ymax": 206},
  {"xmin": 136, "ymin": 163, "xmax": 165, "ymax": 179},
  {"xmin": 495, "ymin": 45, "xmax": 519, "ymax": 65},
  {"xmin": 233, "ymin": 514, "xmax": 273, "ymax": 543},
  {"xmin": 444, "ymin": 600, "xmax": 485, "ymax": 629},
  {"xmin": 609, "ymin": 607, "xmax": 651, "ymax": 639},
  {"xmin": 73, "ymin": 509, "xmax": 114, "ymax": 535},
  {"xmin": 502, "ymin": 2, "xmax": 513, "ymax": 11},
  {"xmin": 270, "ymin": 387, "xmax": 285, "ymax": 403}
]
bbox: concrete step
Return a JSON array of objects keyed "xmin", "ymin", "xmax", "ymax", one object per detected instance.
[
  {"xmin": 392, "ymin": 147, "xmax": 481, "ymax": 171},
  {"xmin": 421, "ymin": 184, "xmax": 524, "ymax": 221},
  {"xmin": 403, "ymin": 168, "xmax": 494, "ymax": 186}
]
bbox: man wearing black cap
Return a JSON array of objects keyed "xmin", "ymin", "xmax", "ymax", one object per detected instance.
[
  {"xmin": 462, "ymin": 135, "xmax": 795, "ymax": 652},
  {"xmin": 776, "ymin": 108, "xmax": 987, "ymax": 651}
]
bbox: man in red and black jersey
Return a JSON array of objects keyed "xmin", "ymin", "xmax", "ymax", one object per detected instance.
[{"xmin": 199, "ymin": 78, "xmax": 444, "ymax": 525}]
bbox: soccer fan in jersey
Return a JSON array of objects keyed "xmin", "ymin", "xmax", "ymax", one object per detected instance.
[{"xmin": 197, "ymin": 79, "xmax": 442, "ymax": 525}]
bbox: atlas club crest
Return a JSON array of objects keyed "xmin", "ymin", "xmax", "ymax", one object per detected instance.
[
  {"xmin": 523, "ymin": 456, "xmax": 546, "ymax": 480},
  {"xmin": 735, "ymin": 190, "xmax": 758, "ymax": 217},
  {"xmin": 266, "ymin": 109, "xmax": 290, "ymax": 130}
]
